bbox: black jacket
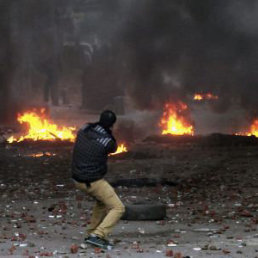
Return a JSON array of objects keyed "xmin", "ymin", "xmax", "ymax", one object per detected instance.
[{"xmin": 72, "ymin": 123, "xmax": 117, "ymax": 183}]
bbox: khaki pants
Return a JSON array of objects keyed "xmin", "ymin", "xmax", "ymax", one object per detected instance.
[{"xmin": 74, "ymin": 179, "xmax": 125, "ymax": 239}]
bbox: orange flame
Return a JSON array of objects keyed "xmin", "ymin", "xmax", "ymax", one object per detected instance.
[
  {"xmin": 236, "ymin": 119, "xmax": 258, "ymax": 137},
  {"xmin": 193, "ymin": 94, "xmax": 203, "ymax": 100},
  {"xmin": 241, "ymin": 119, "xmax": 258, "ymax": 137},
  {"xmin": 160, "ymin": 102, "xmax": 194, "ymax": 135},
  {"xmin": 110, "ymin": 143, "xmax": 128, "ymax": 156},
  {"xmin": 248, "ymin": 119, "xmax": 258, "ymax": 137},
  {"xmin": 7, "ymin": 109, "xmax": 76, "ymax": 143},
  {"xmin": 194, "ymin": 93, "xmax": 218, "ymax": 101},
  {"xmin": 26, "ymin": 152, "xmax": 56, "ymax": 158}
]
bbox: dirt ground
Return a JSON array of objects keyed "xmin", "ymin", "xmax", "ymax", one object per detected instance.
[{"xmin": 0, "ymin": 141, "xmax": 257, "ymax": 257}]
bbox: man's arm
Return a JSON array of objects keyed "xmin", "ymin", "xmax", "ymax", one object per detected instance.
[
  {"xmin": 106, "ymin": 138, "xmax": 117, "ymax": 153},
  {"xmin": 105, "ymin": 129, "xmax": 117, "ymax": 154},
  {"xmin": 96, "ymin": 133, "xmax": 117, "ymax": 154}
]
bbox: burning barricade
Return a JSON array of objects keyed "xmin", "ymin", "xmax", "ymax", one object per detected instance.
[
  {"xmin": 7, "ymin": 108, "xmax": 76, "ymax": 143},
  {"xmin": 6, "ymin": 108, "xmax": 128, "ymax": 155}
]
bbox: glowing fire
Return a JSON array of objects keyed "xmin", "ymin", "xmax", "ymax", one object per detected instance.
[
  {"xmin": 239, "ymin": 119, "xmax": 258, "ymax": 137},
  {"xmin": 193, "ymin": 93, "xmax": 218, "ymax": 101},
  {"xmin": 110, "ymin": 143, "xmax": 128, "ymax": 155},
  {"xmin": 7, "ymin": 109, "xmax": 129, "ymax": 154},
  {"xmin": 7, "ymin": 109, "xmax": 76, "ymax": 143},
  {"xmin": 248, "ymin": 120, "xmax": 258, "ymax": 137},
  {"xmin": 160, "ymin": 102, "xmax": 194, "ymax": 135},
  {"xmin": 25, "ymin": 152, "xmax": 56, "ymax": 158}
]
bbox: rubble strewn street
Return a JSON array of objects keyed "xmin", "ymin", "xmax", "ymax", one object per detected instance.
[{"xmin": 0, "ymin": 141, "xmax": 257, "ymax": 257}]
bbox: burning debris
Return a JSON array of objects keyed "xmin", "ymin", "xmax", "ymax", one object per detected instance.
[
  {"xmin": 110, "ymin": 143, "xmax": 128, "ymax": 156},
  {"xmin": 247, "ymin": 119, "xmax": 258, "ymax": 137},
  {"xmin": 193, "ymin": 93, "xmax": 219, "ymax": 101},
  {"xmin": 7, "ymin": 109, "xmax": 76, "ymax": 143},
  {"xmin": 25, "ymin": 152, "xmax": 57, "ymax": 158},
  {"xmin": 6, "ymin": 108, "xmax": 128, "ymax": 156},
  {"xmin": 237, "ymin": 119, "xmax": 258, "ymax": 137},
  {"xmin": 160, "ymin": 102, "xmax": 194, "ymax": 136}
]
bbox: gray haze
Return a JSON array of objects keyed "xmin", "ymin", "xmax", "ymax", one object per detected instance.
[
  {"xmin": 121, "ymin": 0, "xmax": 258, "ymax": 119},
  {"xmin": 0, "ymin": 0, "xmax": 257, "ymax": 128}
]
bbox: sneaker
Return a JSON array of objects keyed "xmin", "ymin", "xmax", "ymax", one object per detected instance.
[{"xmin": 85, "ymin": 234, "xmax": 114, "ymax": 250}]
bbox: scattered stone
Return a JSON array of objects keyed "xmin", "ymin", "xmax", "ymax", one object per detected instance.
[
  {"xmin": 222, "ymin": 249, "xmax": 231, "ymax": 254},
  {"xmin": 70, "ymin": 244, "xmax": 78, "ymax": 254},
  {"xmin": 165, "ymin": 249, "xmax": 173, "ymax": 256}
]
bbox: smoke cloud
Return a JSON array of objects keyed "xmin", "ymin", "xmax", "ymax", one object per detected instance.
[
  {"xmin": 0, "ymin": 0, "xmax": 257, "ymax": 127},
  {"xmin": 116, "ymin": 0, "xmax": 258, "ymax": 120}
]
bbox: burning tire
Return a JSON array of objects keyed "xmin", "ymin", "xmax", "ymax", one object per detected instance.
[{"xmin": 122, "ymin": 203, "xmax": 166, "ymax": 221}]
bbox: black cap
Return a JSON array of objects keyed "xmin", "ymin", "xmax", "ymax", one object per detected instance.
[{"xmin": 99, "ymin": 110, "xmax": 117, "ymax": 129}]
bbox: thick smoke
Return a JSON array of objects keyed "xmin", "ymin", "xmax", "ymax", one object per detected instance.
[
  {"xmin": 0, "ymin": 0, "xmax": 257, "ymax": 128},
  {"xmin": 117, "ymin": 0, "xmax": 258, "ymax": 120}
]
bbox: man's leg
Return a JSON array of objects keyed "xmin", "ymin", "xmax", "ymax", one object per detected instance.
[
  {"xmin": 87, "ymin": 200, "xmax": 106, "ymax": 236},
  {"xmin": 88, "ymin": 179, "xmax": 125, "ymax": 239},
  {"xmin": 73, "ymin": 181, "xmax": 106, "ymax": 237}
]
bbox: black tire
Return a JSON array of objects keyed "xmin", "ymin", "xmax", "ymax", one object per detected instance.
[{"xmin": 122, "ymin": 203, "xmax": 166, "ymax": 221}]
